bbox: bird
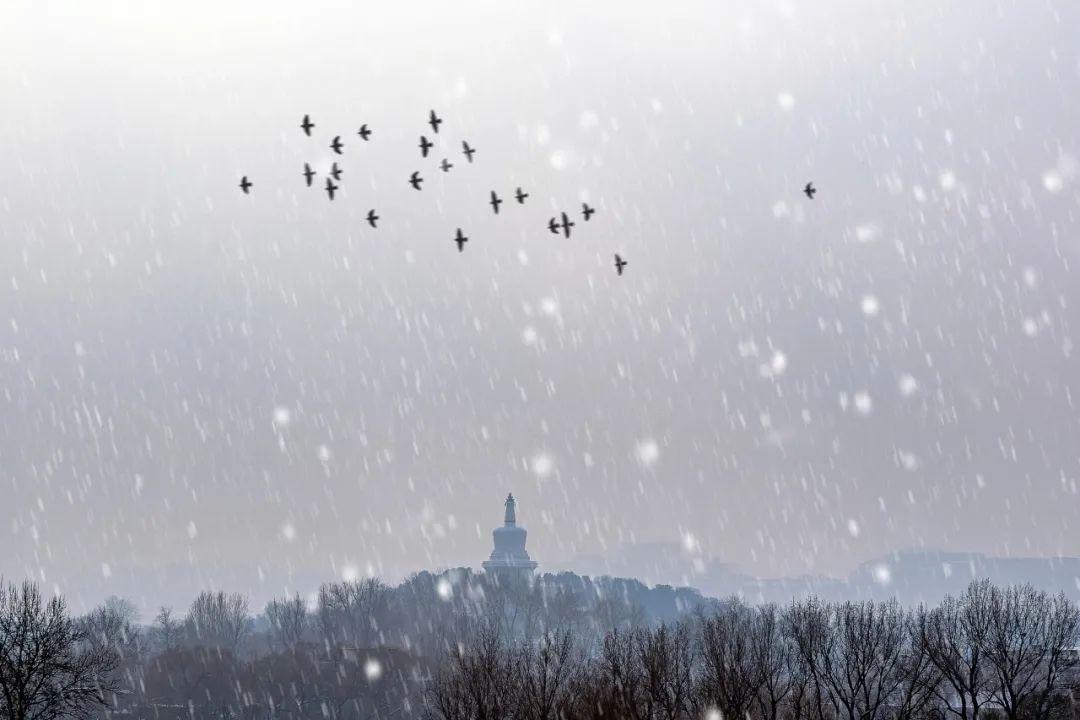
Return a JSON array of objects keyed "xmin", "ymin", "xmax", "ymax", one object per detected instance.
[
  {"xmin": 804, "ymin": 182, "xmax": 816, "ymax": 199},
  {"xmin": 582, "ymin": 202, "xmax": 596, "ymax": 221},
  {"xmin": 357, "ymin": 124, "xmax": 372, "ymax": 141},
  {"xmin": 409, "ymin": 171, "xmax": 424, "ymax": 190},
  {"xmin": 366, "ymin": 209, "xmax": 379, "ymax": 228},
  {"xmin": 515, "ymin": 187, "xmax": 529, "ymax": 204},
  {"xmin": 489, "ymin": 191, "xmax": 503, "ymax": 214},
  {"xmin": 440, "ymin": 158, "xmax": 454, "ymax": 173},
  {"xmin": 325, "ymin": 177, "xmax": 338, "ymax": 200},
  {"xmin": 453, "ymin": 227, "xmax": 468, "ymax": 252},
  {"xmin": 614, "ymin": 254, "xmax": 628, "ymax": 276},
  {"xmin": 419, "ymin": 135, "xmax": 433, "ymax": 158},
  {"xmin": 547, "ymin": 218, "xmax": 560, "ymax": 235},
  {"xmin": 558, "ymin": 211, "xmax": 575, "ymax": 238},
  {"xmin": 429, "ymin": 109, "xmax": 443, "ymax": 134},
  {"xmin": 462, "ymin": 141, "xmax": 476, "ymax": 163},
  {"xmin": 329, "ymin": 162, "xmax": 343, "ymax": 181},
  {"xmin": 300, "ymin": 114, "xmax": 315, "ymax": 136},
  {"xmin": 330, "ymin": 136, "xmax": 344, "ymax": 155},
  {"xmin": 302, "ymin": 163, "xmax": 315, "ymax": 187},
  {"xmin": 238, "ymin": 176, "xmax": 253, "ymax": 194}
]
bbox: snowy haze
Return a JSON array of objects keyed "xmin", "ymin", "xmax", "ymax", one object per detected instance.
[{"xmin": 1, "ymin": 0, "xmax": 1079, "ymax": 613}]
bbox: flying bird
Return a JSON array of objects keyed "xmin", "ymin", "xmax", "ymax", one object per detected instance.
[
  {"xmin": 440, "ymin": 158, "xmax": 454, "ymax": 173},
  {"xmin": 453, "ymin": 227, "xmax": 468, "ymax": 252},
  {"xmin": 330, "ymin": 136, "xmax": 344, "ymax": 155},
  {"xmin": 300, "ymin": 114, "xmax": 314, "ymax": 136},
  {"xmin": 614, "ymin": 254, "xmax": 628, "ymax": 276},
  {"xmin": 357, "ymin": 124, "xmax": 372, "ymax": 141},
  {"xmin": 409, "ymin": 171, "xmax": 424, "ymax": 190},
  {"xmin": 238, "ymin": 176, "xmax": 252, "ymax": 194},
  {"xmin": 558, "ymin": 211, "xmax": 575, "ymax": 238},
  {"xmin": 325, "ymin": 177, "xmax": 338, "ymax": 201},
  {"xmin": 515, "ymin": 187, "xmax": 529, "ymax": 204},
  {"xmin": 366, "ymin": 209, "xmax": 379, "ymax": 228},
  {"xmin": 582, "ymin": 202, "xmax": 596, "ymax": 221},
  {"xmin": 419, "ymin": 135, "xmax": 433, "ymax": 158},
  {"xmin": 462, "ymin": 141, "xmax": 476, "ymax": 163},
  {"xmin": 489, "ymin": 191, "xmax": 503, "ymax": 214},
  {"xmin": 329, "ymin": 162, "xmax": 343, "ymax": 181},
  {"xmin": 804, "ymin": 182, "xmax": 816, "ymax": 199},
  {"xmin": 547, "ymin": 218, "xmax": 560, "ymax": 235},
  {"xmin": 429, "ymin": 109, "xmax": 443, "ymax": 133},
  {"xmin": 302, "ymin": 163, "xmax": 315, "ymax": 187}
]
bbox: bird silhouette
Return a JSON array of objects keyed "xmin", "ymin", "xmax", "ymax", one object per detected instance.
[
  {"xmin": 325, "ymin": 177, "xmax": 338, "ymax": 200},
  {"xmin": 330, "ymin": 162, "xmax": 343, "ymax": 181},
  {"xmin": 440, "ymin": 158, "xmax": 453, "ymax": 173},
  {"xmin": 330, "ymin": 136, "xmax": 344, "ymax": 155},
  {"xmin": 489, "ymin": 191, "xmax": 503, "ymax": 214},
  {"xmin": 409, "ymin": 171, "xmax": 424, "ymax": 190},
  {"xmin": 300, "ymin": 115, "xmax": 314, "ymax": 136},
  {"xmin": 238, "ymin": 176, "xmax": 252, "ymax": 194},
  {"xmin": 454, "ymin": 228, "xmax": 468, "ymax": 252},
  {"xmin": 614, "ymin": 254, "xmax": 628, "ymax": 276},
  {"xmin": 366, "ymin": 209, "xmax": 379, "ymax": 228},
  {"xmin": 357, "ymin": 124, "xmax": 372, "ymax": 141},
  {"xmin": 462, "ymin": 141, "xmax": 476, "ymax": 163},
  {"xmin": 429, "ymin": 109, "xmax": 443, "ymax": 133},
  {"xmin": 804, "ymin": 182, "xmax": 816, "ymax": 199},
  {"xmin": 419, "ymin": 136, "xmax": 433, "ymax": 158},
  {"xmin": 558, "ymin": 211, "xmax": 575, "ymax": 238},
  {"xmin": 582, "ymin": 202, "xmax": 596, "ymax": 221},
  {"xmin": 302, "ymin": 163, "xmax": 315, "ymax": 187},
  {"xmin": 547, "ymin": 218, "xmax": 560, "ymax": 235},
  {"xmin": 515, "ymin": 187, "xmax": 529, "ymax": 204}
]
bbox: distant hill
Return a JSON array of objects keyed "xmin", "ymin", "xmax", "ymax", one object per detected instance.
[{"xmin": 561, "ymin": 544, "xmax": 1080, "ymax": 605}]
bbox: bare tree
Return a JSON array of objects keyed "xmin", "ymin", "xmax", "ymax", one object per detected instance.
[
  {"xmin": 982, "ymin": 584, "xmax": 1080, "ymax": 720},
  {"xmin": 79, "ymin": 596, "xmax": 142, "ymax": 662},
  {"xmin": 0, "ymin": 580, "xmax": 121, "ymax": 720},
  {"xmin": 515, "ymin": 629, "xmax": 580, "ymax": 720},
  {"xmin": 265, "ymin": 593, "xmax": 308, "ymax": 650},
  {"xmin": 637, "ymin": 621, "xmax": 697, "ymax": 720},
  {"xmin": 755, "ymin": 603, "xmax": 799, "ymax": 720},
  {"xmin": 427, "ymin": 616, "xmax": 516, "ymax": 720},
  {"xmin": 698, "ymin": 599, "xmax": 766, "ymax": 720},
  {"xmin": 185, "ymin": 591, "xmax": 251, "ymax": 653},
  {"xmin": 918, "ymin": 579, "xmax": 994, "ymax": 720},
  {"xmin": 316, "ymin": 579, "xmax": 389, "ymax": 647},
  {"xmin": 788, "ymin": 597, "xmax": 909, "ymax": 720},
  {"xmin": 152, "ymin": 605, "xmax": 180, "ymax": 653}
]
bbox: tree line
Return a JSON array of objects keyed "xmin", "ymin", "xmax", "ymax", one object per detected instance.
[
  {"xmin": 426, "ymin": 580, "xmax": 1080, "ymax": 720},
  {"xmin": 1, "ymin": 575, "xmax": 1077, "ymax": 719}
]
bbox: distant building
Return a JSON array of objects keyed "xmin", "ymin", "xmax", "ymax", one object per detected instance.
[{"xmin": 482, "ymin": 493, "xmax": 538, "ymax": 581}]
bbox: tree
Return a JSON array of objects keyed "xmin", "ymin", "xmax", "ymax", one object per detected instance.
[
  {"xmin": 918, "ymin": 579, "xmax": 994, "ymax": 720},
  {"xmin": 78, "ymin": 596, "xmax": 142, "ymax": 662},
  {"xmin": 316, "ymin": 579, "xmax": 389, "ymax": 647},
  {"xmin": 265, "ymin": 593, "xmax": 309, "ymax": 650},
  {"xmin": 515, "ymin": 629, "xmax": 580, "ymax": 720},
  {"xmin": 151, "ymin": 606, "xmax": 180, "ymax": 653},
  {"xmin": 982, "ymin": 584, "xmax": 1080, "ymax": 720},
  {"xmin": 0, "ymin": 580, "xmax": 120, "ymax": 720},
  {"xmin": 636, "ymin": 622, "xmax": 697, "ymax": 720},
  {"xmin": 788, "ymin": 598, "xmax": 910, "ymax": 720},
  {"xmin": 697, "ymin": 599, "xmax": 766, "ymax": 720},
  {"xmin": 186, "ymin": 591, "xmax": 251, "ymax": 653}
]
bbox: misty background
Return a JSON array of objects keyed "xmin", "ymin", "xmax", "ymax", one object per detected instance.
[{"xmin": 1, "ymin": 0, "xmax": 1078, "ymax": 614}]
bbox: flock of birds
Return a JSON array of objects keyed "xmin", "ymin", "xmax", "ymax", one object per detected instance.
[{"xmin": 238, "ymin": 110, "xmax": 820, "ymax": 277}]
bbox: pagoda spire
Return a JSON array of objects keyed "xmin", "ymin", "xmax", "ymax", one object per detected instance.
[{"xmin": 504, "ymin": 493, "xmax": 516, "ymax": 525}]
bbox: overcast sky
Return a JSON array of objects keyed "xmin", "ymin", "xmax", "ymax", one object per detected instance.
[{"xmin": 1, "ymin": 0, "xmax": 1078, "ymax": 614}]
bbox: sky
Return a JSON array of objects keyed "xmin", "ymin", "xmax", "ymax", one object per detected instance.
[{"xmin": 1, "ymin": 0, "xmax": 1078, "ymax": 614}]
